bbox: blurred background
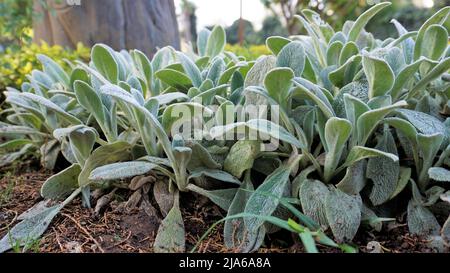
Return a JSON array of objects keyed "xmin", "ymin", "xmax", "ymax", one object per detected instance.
[{"xmin": 0, "ymin": 0, "xmax": 448, "ymax": 90}]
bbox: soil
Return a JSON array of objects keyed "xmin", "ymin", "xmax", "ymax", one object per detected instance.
[{"xmin": 0, "ymin": 169, "xmax": 445, "ymax": 253}]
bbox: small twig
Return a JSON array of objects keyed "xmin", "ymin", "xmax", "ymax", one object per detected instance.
[
  {"xmin": 0, "ymin": 210, "xmax": 18, "ymax": 232},
  {"xmin": 61, "ymin": 213, "xmax": 105, "ymax": 253},
  {"xmin": 52, "ymin": 227, "xmax": 64, "ymax": 252},
  {"xmin": 108, "ymin": 231, "xmax": 132, "ymax": 249}
]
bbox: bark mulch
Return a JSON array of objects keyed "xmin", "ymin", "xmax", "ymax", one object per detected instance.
[{"xmin": 0, "ymin": 169, "xmax": 442, "ymax": 253}]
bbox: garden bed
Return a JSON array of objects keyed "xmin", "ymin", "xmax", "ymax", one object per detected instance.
[{"xmin": 0, "ymin": 168, "xmax": 440, "ymax": 253}]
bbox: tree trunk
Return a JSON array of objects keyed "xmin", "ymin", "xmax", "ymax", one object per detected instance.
[{"xmin": 33, "ymin": 0, "xmax": 180, "ymax": 57}]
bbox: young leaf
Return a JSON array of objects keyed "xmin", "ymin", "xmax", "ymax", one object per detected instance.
[
  {"xmin": 413, "ymin": 6, "xmax": 450, "ymax": 60},
  {"xmin": 356, "ymin": 100, "xmax": 407, "ymax": 145},
  {"xmin": 197, "ymin": 28, "xmax": 211, "ymax": 57},
  {"xmin": 363, "ymin": 54, "xmax": 395, "ymax": 99},
  {"xmin": 178, "ymin": 53, "xmax": 203, "ymax": 88},
  {"xmin": 264, "ymin": 67, "xmax": 294, "ymax": 107},
  {"xmin": 342, "ymin": 146, "xmax": 399, "ymax": 170},
  {"xmin": 276, "ymin": 41, "xmax": 306, "ymax": 77},
  {"xmin": 154, "ymin": 69, "xmax": 193, "ymax": 91},
  {"xmin": 266, "ymin": 36, "xmax": 291, "ymax": 55},
  {"xmin": 74, "ymin": 80, "xmax": 106, "ymax": 126},
  {"xmin": 420, "ymin": 24, "xmax": 448, "ymax": 61},
  {"xmin": 206, "ymin": 25, "xmax": 226, "ymax": 58},
  {"xmin": 336, "ymin": 161, "xmax": 367, "ymax": 195},
  {"xmin": 91, "ymin": 44, "xmax": 119, "ymax": 84},
  {"xmin": 37, "ymin": 54, "xmax": 70, "ymax": 87},
  {"xmin": 347, "ymin": 2, "xmax": 391, "ymax": 42},
  {"xmin": 324, "ymin": 117, "xmax": 352, "ymax": 182}
]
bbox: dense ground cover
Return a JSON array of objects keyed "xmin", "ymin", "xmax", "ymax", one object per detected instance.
[{"xmin": 0, "ymin": 2, "xmax": 449, "ymax": 253}]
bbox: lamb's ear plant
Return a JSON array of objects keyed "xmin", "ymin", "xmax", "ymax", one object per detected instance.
[{"xmin": 1, "ymin": 2, "xmax": 450, "ymax": 253}]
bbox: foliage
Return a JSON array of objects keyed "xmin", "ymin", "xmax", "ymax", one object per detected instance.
[
  {"xmin": 261, "ymin": 0, "xmax": 448, "ymax": 37},
  {"xmin": 0, "ymin": 0, "xmax": 34, "ymax": 46},
  {"xmin": 0, "ymin": 2, "xmax": 450, "ymax": 253},
  {"xmin": 225, "ymin": 44, "xmax": 272, "ymax": 60},
  {"xmin": 0, "ymin": 42, "xmax": 90, "ymax": 90}
]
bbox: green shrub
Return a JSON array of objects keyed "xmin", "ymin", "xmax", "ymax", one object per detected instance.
[
  {"xmin": 0, "ymin": 2, "xmax": 449, "ymax": 254},
  {"xmin": 0, "ymin": 42, "xmax": 90, "ymax": 90},
  {"xmin": 225, "ymin": 44, "xmax": 271, "ymax": 60}
]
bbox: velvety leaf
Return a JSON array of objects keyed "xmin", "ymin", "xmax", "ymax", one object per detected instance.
[
  {"xmin": 206, "ymin": 25, "xmax": 226, "ymax": 58},
  {"xmin": 292, "ymin": 79, "xmax": 335, "ymax": 119},
  {"xmin": 343, "ymin": 146, "xmax": 399, "ymax": 169},
  {"xmin": 37, "ymin": 54, "xmax": 70, "ymax": 87},
  {"xmin": 154, "ymin": 193, "xmax": 185, "ymax": 253},
  {"xmin": 41, "ymin": 164, "xmax": 81, "ymax": 200},
  {"xmin": 428, "ymin": 167, "xmax": 450, "ymax": 182},
  {"xmin": 363, "ymin": 54, "xmax": 395, "ymax": 99},
  {"xmin": 327, "ymin": 41, "xmax": 344, "ymax": 66},
  {"xmin": 91, "ymin": 44, "xmax": 118, "ymax": 84},
  {"xmin": 420, "ymin": 25, "xmax": 448, "ymax": 61},
  {"xmin": 407, "ymin": 200, "xmax": 441, "ymax": 236},
  {"xmin": 244, "ymin": 56, "xmax": 277, "ymax": 88},
  {"xmin": 367, "ymin": 130, "xmax": 400, "ymax": 206},
  {"xmin": 347, "ymin": 2, "xmax": 391, "ymax": 42},
  {"xmin": 333, "ymin": 82, "xmax": 369, "ymax": 118},
  {"xmin": 336, "ymin": 161, "xmax": 367, "ymax": 195},
  {"xmin": 89, "ymin": 161, "xmax": 157, "ymax": 181},
  {"xmin": 325, "ymin": 188, "xmax": 362, "ymax": 242},
  {"xmin": 397, "ymin": 109, "xmax": 449, "ymax": 145},
  {"xmin": 20, "ymin": 92, "xmax": 82, "ymax": 125},
  {"xmin": 357, "ymin": 100, "xmax": 407, "ymax": 145},
  {"xmin": 413, "ymin": 6, "xmax": 450, "ymax": 60},
  {"xmin": 40, "ymin": 139, "xmax": 60, "ymax": 170},
  {"xmin": 324, "ymin": 117, "xmax": 352, "ymax": 182},
  {"xmin": 197, "ymin": 28, "xmax": 211, "ymax": 57},
  {"xmin": 162, "ymin": 102, "xmax": 213, "ymax": 135},
  {"xmin": 264, "ymin": 68, "xmax": 294, "ymax": 106},
  {"xmin": 276, "ymin": 42, "xmax": 305, "ymax": 77},
  {"xmin": 186, "ymin": 141, "xmax": 221, "ymax": 170},
  {"xmin": 224, "ymin": 140, "xmax": 260, "ymax": 178},
  {"xmin": 155, "ymin": 69, "xmax": 192, "ymax": 91},
  {"xmin": 408, "ymin": 57, "xmax": 450, "ymax": 99},
  {"xmin": 0, "ymin": 204, "xmax": 63, "ymax": 253},
  {"xmin": 74, "ymin": 80, "xmax": 106, "ymax": 126},
  {"xmin": 78, "ymin": 142, "xmax": 133, "ymax": 187},
  {"xmin": 224, "ymin": 175, "xmax": 265, "ymax": 252},
  {"xmin": 188, "ymin": 168, "xmax": 241, "ymax": 185},
  {"xmin": 299, "ymin": 180, "xmax": 329, "ymax": 228},
  {"xmin": 153, "ymin": 180, "xmax": 174, "ymax": 217},
  {"xmin": 207, "ymin": 57, "xmax": 226, "ymax": 85},
  {"xmin": 152, "ymin": 93, "xmax": 189, "ymax": 105},
  {"xmin": 187, "ymin": 184, "xmax": 237, "ymax": 211},
  {"xmin": 390, "ymin": 167, "xmax": 412, "ymax": 200},
  {"xmin": 244, "ymin": 165, "xmax": 291, "ymax": 234},
  {"xmin": 178, "ymin": 53, "xmax": 203, "ymax": 88},
  {"xmin": 266, "ymin": 36, "xmax": 291, "ymax": 55}
]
